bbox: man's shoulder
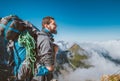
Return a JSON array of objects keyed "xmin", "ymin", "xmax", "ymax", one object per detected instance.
[
  {"xmin": 39, "ymin": 31, "xmax": 47, "ymax": 35},
  {"xmin": 37, "ymin": 31, "xmax": 49, "ymax": 42},
  {"xmin": 38, "ymin": 31, "xmax": 49, "ymax": 38}
]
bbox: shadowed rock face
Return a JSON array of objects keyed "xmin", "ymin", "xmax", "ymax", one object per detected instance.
[{"xmin": 56, "ymin": 49, "xmax": 71, "ymax": 64}]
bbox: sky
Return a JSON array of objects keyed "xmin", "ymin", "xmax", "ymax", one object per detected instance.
[{"xmin": 0, "ymin": 0, "xmax": 120, "ymax": 42}]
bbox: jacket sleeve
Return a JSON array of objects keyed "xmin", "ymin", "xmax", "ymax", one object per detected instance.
[{"xmin": 39, "ymin": 38, "xmax": 54, "ymax": 66}]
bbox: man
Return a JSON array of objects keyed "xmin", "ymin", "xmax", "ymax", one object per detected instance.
[{"xmin": 32, "ymin": 16, "xmax": 57, "ymax": 81}]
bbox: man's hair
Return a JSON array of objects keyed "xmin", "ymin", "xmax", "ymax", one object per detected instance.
[{"xmin": 42, "ymin": 16, "xmax": 54, "ymax": 27}]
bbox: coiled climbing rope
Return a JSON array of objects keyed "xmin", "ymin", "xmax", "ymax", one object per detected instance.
[{"xmin": 18, "ymin": 31, "xmax": 36, "ymax": 75}]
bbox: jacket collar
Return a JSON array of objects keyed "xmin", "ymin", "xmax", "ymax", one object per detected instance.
[{"xmin": 42, "ymin": 28, "xmax": 54, "ymax": 41}]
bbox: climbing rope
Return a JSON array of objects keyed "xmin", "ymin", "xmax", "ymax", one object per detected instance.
[{"xmin": 18, "ymin": 31, "xmax": 36, "ymax": 75}]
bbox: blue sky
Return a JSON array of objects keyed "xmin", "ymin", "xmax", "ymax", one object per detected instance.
[{"xmin": 1, "ymin": 0, "xmax": 120, "ymax": 42}]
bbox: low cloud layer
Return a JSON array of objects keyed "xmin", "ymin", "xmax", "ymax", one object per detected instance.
[{"xmin": 58, "ymin": 40, "xmax": 120, "ymax": 81}]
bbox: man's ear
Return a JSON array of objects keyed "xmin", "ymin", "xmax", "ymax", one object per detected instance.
[
  {"xmin": 43, "ymin": 24, "xmax": 47, "ymax": 28},
  {"xmin": 45, "ymin": 24, "xmax": 50, "ymax": 29}
]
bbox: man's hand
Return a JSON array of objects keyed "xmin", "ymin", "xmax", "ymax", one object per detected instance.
[{"xmin": 46, "ymin": 65, "xmax": 54, "ymax": 71}]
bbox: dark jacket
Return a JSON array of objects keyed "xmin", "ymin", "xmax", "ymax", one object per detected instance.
[
  {"xmin": 37, "ymin": 30, "xmax": 54, "ymax": 66},
  {"xmin": 32, "ymin": 29, "xmax": 55, "ymax": 81}
]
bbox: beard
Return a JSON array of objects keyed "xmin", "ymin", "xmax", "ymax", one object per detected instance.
[{"xmin": 51, "ymin": 29, "xmax": 57, "ymax": 34}]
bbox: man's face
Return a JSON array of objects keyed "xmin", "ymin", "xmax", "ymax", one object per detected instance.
[{"xmin": 47, "ymin": 19, "xmax": 57, "ymax": 34}]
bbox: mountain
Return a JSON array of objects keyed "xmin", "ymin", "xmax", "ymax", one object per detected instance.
[
  {"xmin": 100, "ymin": 51, "xmax": 120, "ymax": 65},
  {"xmin": 54, "ymin": 42, "xmax": 92, "ymax": 79},
  {"xmin": 69, "ymin": 43, "xmax": 85, "ymax": 53},
  {"xmin": 68, "ymin": 43, "xmax": 92, "ymax": 69},
  {"xmin": 56, "ymin": 41, "xmax": 91, "ymax": 68}
]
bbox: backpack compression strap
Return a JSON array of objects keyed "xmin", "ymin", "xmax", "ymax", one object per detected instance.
[
  {"xmin": 8, "ymin": 27, "xmax": 21, "ymax": 34},
  {"xmin": 0, "ymin": 19, "xmax": 21, "ymax": 37}
]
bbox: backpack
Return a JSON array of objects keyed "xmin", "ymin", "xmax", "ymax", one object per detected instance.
[{"xmin": 1, "ymin": 15, "xmax": 40, "ymax": 80}]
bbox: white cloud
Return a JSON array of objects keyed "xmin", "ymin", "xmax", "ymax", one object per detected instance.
[
  {"xmin": 97, "ymin": 40, "xmax": 120, "ymax": 59},
  {"xmin": 58, "ymin": 40, "xmax": 120, "ymax": 81}
]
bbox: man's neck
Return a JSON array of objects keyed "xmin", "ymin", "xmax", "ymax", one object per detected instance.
[
  {"xmin": 43, "ymin": 28, "xmax": 50, "ymax": 33},
  {"xmin": 42, "ymin": 28, "xmax": 54, "ymax": 41}
]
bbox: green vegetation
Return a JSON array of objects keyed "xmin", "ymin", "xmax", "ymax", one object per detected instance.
[
  {"xmin": 69, "ymin": 53, "xmax": 92, "ymax": 68},
  {"xmin": 69, "ymin": 43, "xmax": 92, "ymax": 69},
  {"xmin": 69, "ymin": 43, "xmax": 84, "ymax": 54}
]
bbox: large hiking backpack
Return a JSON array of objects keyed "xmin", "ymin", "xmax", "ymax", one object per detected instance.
[{"xmin": 0, "ymin": 15, "xmax": 40, "ymax": 80}]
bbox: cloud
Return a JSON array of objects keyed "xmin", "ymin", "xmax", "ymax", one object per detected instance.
[
  {"xmin": 58, "ymin": 40, "xmax": 120, "ymax": 81},
  {"xmin": 97, "ymin": 40, "xmax": 120, "ymax": 59}
]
